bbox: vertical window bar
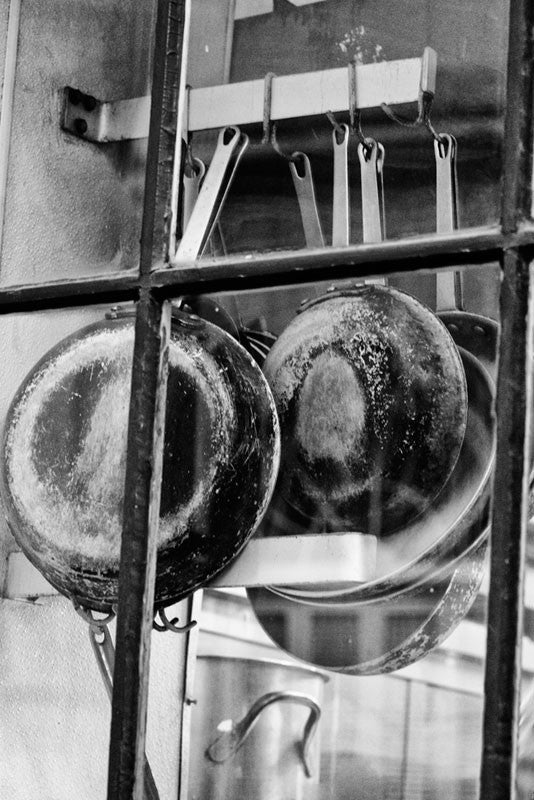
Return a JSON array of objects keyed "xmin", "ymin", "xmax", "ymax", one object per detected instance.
[
  {"xmin": 480, "ymin": 0, "xmax": 534, "ymax": 796},
  {"xmin": 107, "ymin": 2, "xmax": 186, "ymax": 799}
]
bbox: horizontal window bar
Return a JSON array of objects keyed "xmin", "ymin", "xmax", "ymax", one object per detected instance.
[{"xmin": 3, "ymin": 223, "xmax": 534, "ymax": 313}]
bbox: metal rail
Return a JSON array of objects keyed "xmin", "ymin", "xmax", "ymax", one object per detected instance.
[{"xmin": 0, "ymin": 224, "xmax": 528, "ymax": 314}]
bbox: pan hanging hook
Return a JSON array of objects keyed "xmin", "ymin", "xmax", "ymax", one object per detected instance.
[
  {"xmin": 347, "ymin": 60, "xmax": 375, "ymax": 156},
  {"xmin": 263, "ymin": 71, "xmax": 299, "ymax": 162},
  {"xmin": 380, "ymin": 46, "xmax": 444, "ymax": 141},
  {"xmin": 152, "ymin": 605, "xmax": 197, "ymax": 634}
]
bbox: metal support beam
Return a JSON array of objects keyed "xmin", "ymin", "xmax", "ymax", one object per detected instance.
[{"xmin": 60, "ymin": 50, "xmax": 435, "ymax": 142}]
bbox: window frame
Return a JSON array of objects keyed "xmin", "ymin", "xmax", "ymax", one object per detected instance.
[{"xmin": 0, "ymin": 0, "xmax": 532, "ymax": 798}]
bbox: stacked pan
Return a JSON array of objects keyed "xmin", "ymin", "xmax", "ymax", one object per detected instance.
[{"xmin": 246, "ymin": 282, "xmax": 496, "ymax": 675}]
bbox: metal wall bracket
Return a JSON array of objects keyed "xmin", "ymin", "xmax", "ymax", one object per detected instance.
[
  {"xmin": 61, "ymin": 49, "xmax": 436, "ymax": 144},
  {"xmin": 61, "ymin": 86, "xmax": 151, "ymax": 142}
]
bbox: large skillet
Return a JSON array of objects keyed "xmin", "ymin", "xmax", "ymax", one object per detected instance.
[
  {"xmin": 0, "ymin": 306, "xmax": 280, "ymax": 613},
  {"xmin": 261, "ymin": 284, "xmax": 468, "ymax": 538}
]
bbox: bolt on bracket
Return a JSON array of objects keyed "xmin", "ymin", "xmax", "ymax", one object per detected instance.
[{"xmin": 61, "ymin": 87, "xmax": 150, "ymax": 142}]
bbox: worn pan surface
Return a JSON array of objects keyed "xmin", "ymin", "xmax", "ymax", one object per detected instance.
[
  {"xmin": 0, "ymin": 308, "xmax": 280, "ymax": 612},
  {"xmin": 261, "ymin": 284, "xmax": 468, "ymax": 540}
]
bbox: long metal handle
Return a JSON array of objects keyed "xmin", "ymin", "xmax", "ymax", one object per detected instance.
[
  {"xmin": 289, "ymin": 153, "xmax": 325, "ymax": 249},
  {"xmin": 206, "ymin": 690, "xmax": 321, "ymax": 778},
  {"xmin": 358, "ymin": 139, "xmax": 385, "ymax": 244},
  {"xmin": 175, "ymin": 126, "xmax": 249, "ymax": 261},
  {"xmin": 332, "ymin": 124, "xmax": 350, "ymax": 247},
  {"xmin": 89, "ymin": 624, "xmax": 161, "ymax": 800},
  {"xmin": 434, "ymin": 133, "xmax": 463, "ymax": 311}
]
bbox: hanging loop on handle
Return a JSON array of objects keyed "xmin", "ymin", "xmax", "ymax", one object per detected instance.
[
  {"xmin": 175, "ymin": 126, "xmax": 249, "ymax": 261},
  {"xmin": 289, "ymin": 152, "xmax": 325, "ymax": 249},
  {"xmin": 358, "ymin": 139, "xmax": 386, "ymax": 244},
  {"xmin": 206, "ymin": 690, "xmax": 322, "ymax": 778},
  {"xmin": 435, "ymin": 133, "xmax": 458, "ymax": 234},
  {"xmin": 434, "ymin": 133, "xmax": 463, "ymax": 311},
  {"xmin": 182, "ymin": 155, "xmax": 206, "ymax": 232}
]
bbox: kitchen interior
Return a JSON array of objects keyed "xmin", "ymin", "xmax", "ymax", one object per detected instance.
[{"xmin": 0, "ymin": 1, "xmax": 532, "ymax": 799}]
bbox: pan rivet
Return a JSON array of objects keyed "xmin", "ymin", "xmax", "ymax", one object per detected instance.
[
  {"xmin": 473, "ymin": 325, "xmax": 486, "ymax": 336},
  {"xmin": 447, "ymin": 323, "xmax": 459, "ymax": 334}
]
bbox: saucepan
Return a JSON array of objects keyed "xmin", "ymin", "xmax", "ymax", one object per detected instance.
[{"xmin": 0, "ymin": 305, "xmax": 280, "ymax": 613}]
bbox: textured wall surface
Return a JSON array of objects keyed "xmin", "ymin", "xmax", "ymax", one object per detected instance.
[
  {"xmin": 0, "ymin": 596, "xmax": 188, "ymax": 800},
  {"xmin": 0, "ymin": 0, "xmax": 154, "ymax": 284}
]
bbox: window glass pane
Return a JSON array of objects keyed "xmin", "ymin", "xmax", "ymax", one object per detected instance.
[
  {"xmin": 181, "ymin": 258, "xmax": 507, "ymax": 798},
  {"xmin": 0, "ymin": 0, "xmax": 157, "ymax": 286},
  {"xmin": 183, "ymin": 0, "xmax": 509, "ymax": 259}
]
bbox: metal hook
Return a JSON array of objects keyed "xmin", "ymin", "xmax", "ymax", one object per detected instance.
[
  {"xmin": 262, "ymin": 71, "xmax": 276, "ymax": 145},
  {"xmin": 262, "ymin": 70, "xmax": 299, "ymax": 163},
  {"xmin": 153, "ymin": 605, "xmax": 197, "ymax": 634},
  {"xmin": 73, "ymin": 599, "xmax": 116, "ymax": 631},
  {"xmin": 381, "ymin": 90, "xmax": 447, "ymax": 145},
  {"xmin": 380, "ymin": 47, "xmax": 443, "ymax": 141}
]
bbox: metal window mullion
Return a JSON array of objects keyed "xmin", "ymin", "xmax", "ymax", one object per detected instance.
[
  {"xmin": 480, "ymin": 0, "xmax": 534, "ymax": 794},
  {"xmin": 106, "ymin": 2, "xmax": 187, "ymax": 800},
  {"xmin": 480, "ymin": 248, "xmax": 533, "ymax": 800},
  {"xmin": 107, "ymin": 292, "xmax": 171, "ymax": 800}
]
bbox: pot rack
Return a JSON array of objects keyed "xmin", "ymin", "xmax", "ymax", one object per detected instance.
[
  {"xmin": 2, "ymin": 0, "xmax": 532, "ymax": 796},
  {"xmin": 62, "ymin": 48, "xmax": 435, "ymax": 141},
  {"xmin": 62, "ymin": 46, "xmax": 436, "ymax": 260},
  {"xmin": 7, "ymin": 45, "xmax": 432, "ymax": 598}
]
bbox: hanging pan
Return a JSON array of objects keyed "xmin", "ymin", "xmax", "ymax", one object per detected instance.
[
  {"xmin": 248, "ymin": 509, "xmax": 488, "ymax": 676},
  {"xmin": 0, "ymin": 128, "xmax": 280, "ymax": 614},
  {"xmin": 0, "ymin": 306, "xmax": 280, "ymax": 613}
]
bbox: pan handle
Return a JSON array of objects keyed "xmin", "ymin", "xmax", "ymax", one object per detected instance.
[
  {"xmin": 206, "ymin": 690, "xmax": 321, "ymax": 778},
  {"xmin": 289, "ymin": 153, "xmax": 325, "ymax": 249},
  {"xmin": 434, "ymin": 133, "xmax": 464, "ymax": 312}
]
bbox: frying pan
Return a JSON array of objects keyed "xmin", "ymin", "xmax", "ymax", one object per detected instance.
[
  {"xmin": 253, "ymin": 283, "xmax": 478, "ymax": 605},
  {"xmin": 261, "ymin": 283, "xmax": 468, "ymax": 538},
  {"xmin": 0, "ymin": 306, "xmax": 280, "ymax": 613}
]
